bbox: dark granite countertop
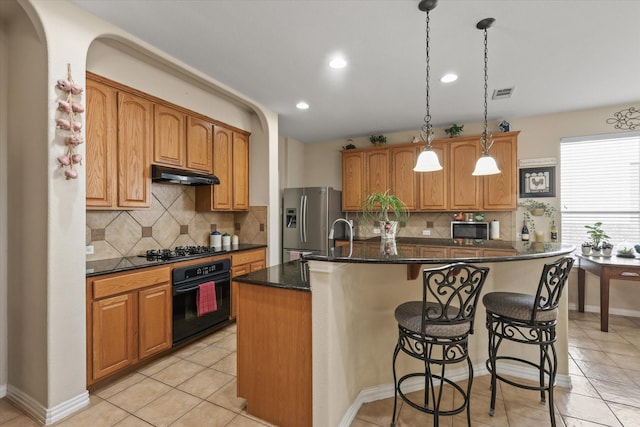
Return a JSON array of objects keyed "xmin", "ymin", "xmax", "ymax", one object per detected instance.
[
  {"xmin": 305, "ymin": 237, "xmax": 575, "ymax": 264},
  {"xmin": 86, "ymin": 244, "xmax": 267, "ymax": 277},
  {"xmin": 233, "ymin": 260, "xmax": 310, "ymax": 292}
]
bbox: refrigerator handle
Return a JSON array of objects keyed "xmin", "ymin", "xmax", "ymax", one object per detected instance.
[
  {"xmin": 302, "ymin": 194, "xmax": 308, "ymax": 242},
  {"xmin": 299, "ymin": 195, "xmax": 305, "ymax": 242}
]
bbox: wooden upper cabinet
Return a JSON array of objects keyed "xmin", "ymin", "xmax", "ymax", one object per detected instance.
[
  {"xmin": 341, "ymin": 151, "xmax": 364, "ymax": 211},
  {"xmin": 483, "ymin": 131, "xmax": 519, "ymax": 210},
  {"xmin": 232, "ymin": 132, "xmax": 250, "ymax": 210},
  {"xmin": 365, "ymin": 149, "xmax": 389, "ymax": 195},
  {"xmin": 449, "ymin": 138, "xmax": 482, "ymax": 211},
  {"xmin": 86, "ymin": 78, "xmax": 117, "ymax": 208},
  {"xmin": 195, "ymin": 125, "xmax": 250, "ymax": 211},
  {"xmin": 153, "ymin": 104, "xmax": 185, "ymax": 168},
  {"xmin": 117, "ymin": 92, "xmax": 152, "ymax": 208},
  {"xmin": 186, "ymin": 116, "xmax": 213, "ymax": 174},
  {"xmin": 390, "ymin": 145, "xmax": 418, "ymax": 210},
  {"xmin": 418, "ymin": 141, "xmax": 448, "ymax": 210}
]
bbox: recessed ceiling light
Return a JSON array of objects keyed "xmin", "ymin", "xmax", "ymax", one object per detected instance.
[
  {"xmin": 440, "ymin": 73, "xmax": 458, "ymax": 83},
  {"xmin": 296, "ymin": 101, "xmax": 309, "ymax": 110},
  {"xmin": 329, "ymin": 57, "xmax": 347, "ymax": 69}
]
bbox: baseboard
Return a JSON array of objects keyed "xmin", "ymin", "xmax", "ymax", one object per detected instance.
[
  {"xmin": 0, "ymin": 383, "xmax": 6, "ymax": 398},
  {"xmin": 337, "ymin": 363, "xmax": 571, "ymax": 427},
  {"xmin": 7, "ymin": 385, "xmax": 89, "ymax": 425},
  {"xmin": 568, "ymin": 303, "xmax": 640, "ymax": 318}
]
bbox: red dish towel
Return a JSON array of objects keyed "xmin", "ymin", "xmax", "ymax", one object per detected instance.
[{"xmin": 197, "ymin": 281, "xmax": 217, "ymax": 316}]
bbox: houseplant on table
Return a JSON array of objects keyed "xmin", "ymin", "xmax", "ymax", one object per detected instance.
[
  {"xmin": 585, "ymin": 221, "xmax": 610, "ymax": 255},
  {"xmin": 361, "ymin": 190, "xmax": 409, "ymax": 240}
]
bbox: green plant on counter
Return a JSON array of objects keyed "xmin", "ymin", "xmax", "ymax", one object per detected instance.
[
  {"xmin": 518, "ymin": 199, "xmax": 556, "ymax": 233},
  {"xmin": 585, "ymin": 221, "xmax": 610, "ymax": 250},
  {"xmin": 361, "ymin": 190, "xmax": 409, "ymax": 224}
]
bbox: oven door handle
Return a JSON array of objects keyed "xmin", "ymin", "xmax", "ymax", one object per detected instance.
[{"xmin": 174, "ymin": 284, "xmax": 210, "ymax": 294}]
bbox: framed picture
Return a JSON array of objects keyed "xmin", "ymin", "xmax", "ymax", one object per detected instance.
[{"xmin": 519, "ymin": 166, "xmax": 556, "ymax": 197}]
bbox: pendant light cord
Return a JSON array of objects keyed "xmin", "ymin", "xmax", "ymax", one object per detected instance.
[
  {"xmin": 421, "ymin": 9, "xmax": 434, "ymax": 147},
  {"xmin": 482, "ymin": 26, "xmax": 494, "ymax": 154}
]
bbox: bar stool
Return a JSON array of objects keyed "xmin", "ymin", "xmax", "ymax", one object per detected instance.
[
  {"xmin": 483, "ymin": 256, "xmax": 574, "ymax": 427},
  {"xmin": 391, "ymin": 263, "xmax": 490, "ymax": 427}
]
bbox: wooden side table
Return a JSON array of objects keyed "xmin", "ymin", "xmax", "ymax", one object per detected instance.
[{"xmin": 577, "ymin": 254, "xmax": 640, "ymax": 332}]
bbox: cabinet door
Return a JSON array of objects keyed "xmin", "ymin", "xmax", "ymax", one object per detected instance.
[
  {"xmin": 420, "ymin": 246, "xmax": 449, "ymax": 258},
  {"xmin": 365, "ymin": 149, "xmax": 389, "ymax": 196},
  {"xmin": 449, "ymin": 139, "xmax": 482, "ymax": 211},
  {"xmin": 483, "ymin": 132, "xmax": 518, "ymax": 210},
  {"xmin": 117, "ymin": 92, "xmax": 152, "ymax": 208},
  {"xmin": 196, "ymin": 125, "xmax": 232, "ymax": 211},
  {"xmin": 154, "ymin": 104, "xmax": 185, "ymax": 168},
  {"xmin": 390, "ymin": 145, "xmax": 418, "ymax": 210},
  {"xmin": 86, "ymin": 78, "xmax": 117, "ymax": 208},
  {"xmin": 341, "ymin": 151, "xmax": 364, "ymax": 211},
  {"xmin": 138, "ymin": 283, "xmax": 172, "ymax": 360},
  {"xmin": 418, "ymin": 141, "xmax": 448, "ymax": 210},
  {"xmin": 186, "ymin": 116, "xmax": 213, "ymax": 173},
  {"xmin": 92, "ymin": 293, "xmax": 136, "ymax": 381},
  {"xmin": 232, "ymin": 132, "xmax": 250, "ymax": 210}
]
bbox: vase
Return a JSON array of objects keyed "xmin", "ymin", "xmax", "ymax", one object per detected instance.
[
  {"xmin": 531, "ymin": 208, "xmax": 545, "ymax": 216},
  {"xmin": 581, "ymin": 246, "xmax": 592, "ymax": 256},
  {"xmin": 380, "ymin": 220, "xmax": 398, "ymax": 241}
]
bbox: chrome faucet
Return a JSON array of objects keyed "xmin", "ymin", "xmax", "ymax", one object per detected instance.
[{"xmin": 329, "ymin": 218, "xmax": 353, "ymax": 257}]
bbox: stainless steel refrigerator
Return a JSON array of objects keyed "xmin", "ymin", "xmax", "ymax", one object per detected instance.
[{"xmin": 282, "ymin": 187, "xmax": 344, "ymax": 262}]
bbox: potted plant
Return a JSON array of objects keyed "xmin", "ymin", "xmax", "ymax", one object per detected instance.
[
  {"xmin": 585, "ymin": 222, "xmax": 610, "ymax": 254},
  {"xmin": 361, "ymin": 190, "xmax": 409, "ymax": 240},
  {"xmin": 444, "ymin": 123, "xmax": 464, "ymax": 138},
  {"xmin": 581, "ymin": 242, "xmax": 592, "ymax": 256},
  {"xmin": 602, "ymin": 240, "xmax": 614, "ymax": 256},
  {"xmin": 369, "ymin": 134, "xmax": 387, "ymax": 146},
  {"xmin": 517, "ymin": 199, "xmax": 556, "ymax": 234}
]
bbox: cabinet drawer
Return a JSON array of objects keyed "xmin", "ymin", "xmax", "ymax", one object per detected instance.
[
  {"xmin": 232, "ymin": 265, "xmax": 250, "ymax": 278},
  {"xmin": 607, "ymin": 267, "xmax": 640, "ymax": 282},
  {"xmin": 93, "ymin": 266, "xmax": 170, "ymax": 299},
  {"xmin": 232, "ymin": 249, "xmax": 266, "ymax": 266}
]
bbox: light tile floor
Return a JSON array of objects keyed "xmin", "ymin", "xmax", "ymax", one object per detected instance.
[{"xmin": 2, "ymin": 311, "xmax": 640, "ymax": 426}]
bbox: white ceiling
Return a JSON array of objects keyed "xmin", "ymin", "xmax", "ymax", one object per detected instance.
[{"xmin": 71, "ymin": 0, "xmax": 640, "ymax": 143}]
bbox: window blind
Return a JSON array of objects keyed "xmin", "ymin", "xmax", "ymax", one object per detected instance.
[{"xmin": 560, "ymin": 132, "xmax": 640, "ymax": 248}]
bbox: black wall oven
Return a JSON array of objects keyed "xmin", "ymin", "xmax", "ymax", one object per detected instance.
[{"xmin": 172, "ymin": 259, "xmax": 231, "ymax": 346}]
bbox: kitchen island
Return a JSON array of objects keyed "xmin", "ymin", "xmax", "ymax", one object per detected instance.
[{"xmin": 235, "ymin": 238, "xmax": 575, "ymax": 427}]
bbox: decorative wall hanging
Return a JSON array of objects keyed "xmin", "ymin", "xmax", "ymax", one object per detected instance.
[
  {"xmin": 55, "ymin": 64, "xmax": 84, "ymax": 180},
  {"xmin": 519, "ymin": 166, "xmax": 556, "ymax": 198},
  {"xmin": 606, "ymin": 106, "xmax": 639, "ymax": 130}
]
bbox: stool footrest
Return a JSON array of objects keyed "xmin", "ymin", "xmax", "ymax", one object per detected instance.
[
  {"xmin": 486, "ymin": 356, "xmax": 555, "ymax": 392},
  {"xmin": 396, "ymin": 372, "xmax": 469, "ymax": 417}
]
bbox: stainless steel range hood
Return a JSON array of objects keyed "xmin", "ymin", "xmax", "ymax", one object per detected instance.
[{"xmin": 151, "ymin": 165, "xmax": 220, "ymax": 186}]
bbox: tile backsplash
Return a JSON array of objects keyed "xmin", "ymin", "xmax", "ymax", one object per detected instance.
[{"xmin": 86, "ymin": 183, "xmax": 267, "ymax": 261}]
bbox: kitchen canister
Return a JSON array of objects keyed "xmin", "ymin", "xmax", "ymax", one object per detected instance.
[
  {"xmin": 490, "ymin": 219, "xmax": 500, "ymax": 240},
  {"xmin": 210, "ymin": 231, "xmax": 222, "ymax": 249},
  {"xmin": 232, "ymin": 235, "xmax": 239, "ymax": 245},
  {"xmin": 222, "ymin": 233, "xmax": 231, "ymax": 247}
]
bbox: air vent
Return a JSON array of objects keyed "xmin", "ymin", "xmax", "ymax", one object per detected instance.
[{"xmin": 492, "ymin": 87, "xmax": 515, "ymax": 100}]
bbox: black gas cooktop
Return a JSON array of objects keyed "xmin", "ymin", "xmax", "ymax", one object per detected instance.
[{"xmin": 141, "ymin": 246, "xmax": 222, "ymax": 260}]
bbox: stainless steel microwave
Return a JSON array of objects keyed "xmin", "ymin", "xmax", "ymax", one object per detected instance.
[{"xmin": 451, "ymin": 221, "xmax": 489, "ymax": 240}]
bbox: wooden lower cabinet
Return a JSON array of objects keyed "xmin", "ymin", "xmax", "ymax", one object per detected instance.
[
  {"xmin": 87, "ymin": 266, "xmax": 171, "ymax": 386},
  {"xmin": 231, "ymin": 248, "xmax": 267, "ymax": 320},
  {"xmin": 237, "ymin": 283, "xmax": 311, "ymax": 427}
]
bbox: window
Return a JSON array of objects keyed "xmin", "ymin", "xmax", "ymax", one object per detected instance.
[{"xmin": 560, "ymin": 132, "xmax": 640, "ymax": 248}]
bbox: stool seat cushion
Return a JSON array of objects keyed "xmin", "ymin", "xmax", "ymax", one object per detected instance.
[
  {"xmin": 483, "ymin": 291, "xmax": 557, "ymax": 323},
  {"xmin": 395, "ymin": 301, "xmax": 471, "ymax": 338}
]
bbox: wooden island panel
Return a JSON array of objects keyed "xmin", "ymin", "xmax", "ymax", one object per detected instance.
[{"xmin": 237, "ymin": 282, "xmax": 311, "ymax": 427}]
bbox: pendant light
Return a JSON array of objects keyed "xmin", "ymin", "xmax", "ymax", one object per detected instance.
[
  {"xmin": 472, "ymin": 17, "xmax": 501, "ymax": 176},
  {"xmin": 413, "ymin": 0, "xmax": 443, "ymax": 172}
]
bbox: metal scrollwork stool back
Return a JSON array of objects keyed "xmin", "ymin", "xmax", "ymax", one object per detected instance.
[
  {"xmin": 391, "ymin": 263, "xmax": 490, "ymax": 427},
  {"xmin": 483, "ymin": 256, "xmax": 574, "ymax": 427}
]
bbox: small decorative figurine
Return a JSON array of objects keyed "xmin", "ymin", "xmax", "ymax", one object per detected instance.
[{"xmin": 498, "ymin": 120, "xmax": 510, "ymax": 132}]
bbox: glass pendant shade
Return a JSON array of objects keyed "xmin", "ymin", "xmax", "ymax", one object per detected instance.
[
  {"xmin": 414, "ymin": 147, "xmax": 443, "ymax": 172},
  {"xmin": 472, "ymin": 154, "xmax": 501, "ymax": 176}
]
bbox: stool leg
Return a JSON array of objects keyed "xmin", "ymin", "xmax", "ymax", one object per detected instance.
[
  {"xmin": 547, "ymin": 340, "xmax": 558, "ymax": 427},
  {"xmin": 487, "ymin": 314, "xmax": 497, "ymax": 416},
  {"xmin": 466, "ymin": 356, "xmax": 473, "ymax": 427},
  {"xmin": 390, "ymin": 342, "xmax": 401, "ymax": 427},
  {"xmin": 539, "ymin": 334, "xmax": 546, "ymax": 404}
]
